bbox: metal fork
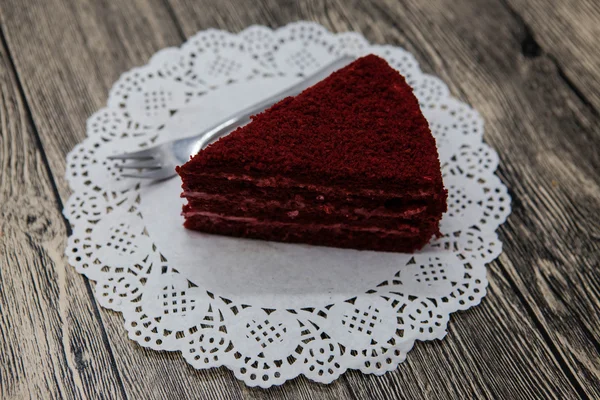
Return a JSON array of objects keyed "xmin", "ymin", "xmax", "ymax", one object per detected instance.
[{"xmin": 108, "ymin": 56, "xmax": 355, "ymax": 180}]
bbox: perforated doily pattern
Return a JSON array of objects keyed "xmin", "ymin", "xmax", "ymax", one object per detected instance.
[{"xmin": 63, "ymin": 22, "xmax": 510, "ymax": 387}]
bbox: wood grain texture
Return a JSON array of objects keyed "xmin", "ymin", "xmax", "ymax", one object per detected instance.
[
  {"xmin": 0, "ymin": 0, "xmax": 598, "ymax": 398},
  {"xmin": 506, "ymin": 0, "xmax": 600, "ymax": 111},
  {"xmin": 0, "ymin": 1, "xmax": 250, "ymax": 399},
  {"xmin": 0, "ymin": 33, "xmax": 125, "ymax": 400}
]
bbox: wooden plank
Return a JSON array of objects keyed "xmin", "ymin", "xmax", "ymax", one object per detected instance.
[
  {"xmin": 505, "ymin": 0, "xmax": 600, "ymax": 111},
  {"xmin": 0, "ymin": 33, "xmax": 125, "ymax": 400}
]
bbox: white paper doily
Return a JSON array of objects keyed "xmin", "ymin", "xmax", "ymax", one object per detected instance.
[{"xmin": 64, "ymin": 22, "xmax": 511, "ymax": 387}]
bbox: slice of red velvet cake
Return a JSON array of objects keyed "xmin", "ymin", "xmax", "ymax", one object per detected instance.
[{"xmin": 176, "ymin": 54, "xmax": 447, "ymax": 252}]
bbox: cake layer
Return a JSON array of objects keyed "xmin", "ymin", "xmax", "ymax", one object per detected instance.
[
  {"xmin": 183, "ymin": 212, "xmax": 439, "ymax": 252},
  {"xmin": 180, "ymin": 174, "xmax": 446, "ymax": 221},
  {"xmin": 180, "ymin": 171, "xmax": 445, "ymax": 244},
  {"xmin": 183, "ymin": 208, "xmax": 423, "ymax": 235},
  {"xmin": 179, "ymin": 56, "xmax": 445, "ymax": 191},
  {"xmin": 182, "ymin": 195, "xmax": 440, "ymax": 230},
  {"xmin": 182, "ymin": 206, "xmax": 432, "ymax": 234},
  {"xmin": 180, "ymin": 170, "xmax": 443, "ymax": 196},
  {"xmin": 180, "ymin": 171, "xmax": 440, "ymax": 201}
]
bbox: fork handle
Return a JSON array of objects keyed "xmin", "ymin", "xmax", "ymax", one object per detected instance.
[{"xmin": 188, "ymin": 56, "xmax": 356, "ymax": 154}]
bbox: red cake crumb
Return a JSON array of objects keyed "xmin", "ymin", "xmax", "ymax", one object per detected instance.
[
  {"xmin": 185, "ymin": 55, "xmax": 442, "ymax": 190},
  {"xmin": 177, "ymin": 54, "xmax": 447, "ymax": 253}
]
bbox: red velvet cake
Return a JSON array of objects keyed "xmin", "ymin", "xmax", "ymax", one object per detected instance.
[{"xmin": 176, "ymin": 55, "xmax": 447, "ymax": 252}]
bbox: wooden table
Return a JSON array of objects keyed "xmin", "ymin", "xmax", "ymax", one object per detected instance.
[{"xmin": 1, "ymin": 0, "xmax": 598, "ymax": 398}]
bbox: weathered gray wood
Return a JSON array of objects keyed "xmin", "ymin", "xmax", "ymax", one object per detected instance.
[
  {"xmin": 0, "ymin": 0, "xmax": 598, "ymax": 398},
  {"xmin": 506, "ymin": 0, "xmax": 600, "ymax": 111},
  {"xmin": 0, "ymin": 33, "xmax": 125, "ymax": 400}
]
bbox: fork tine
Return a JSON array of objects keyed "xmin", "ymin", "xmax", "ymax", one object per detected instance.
[
  {"xmin": 107, "ymin": 154, "xmax": 154, "ymax": 161},
  {"xmin": 119, "ymin": 162, "xmax": 162, "ymax": 170},
  {"xmin": 122, "ymin": 169, "xmax": 174, "ymax": 180},
  {"xmin": 107, "ymin": 149, "xmax": 156, "ymax": 160}
]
